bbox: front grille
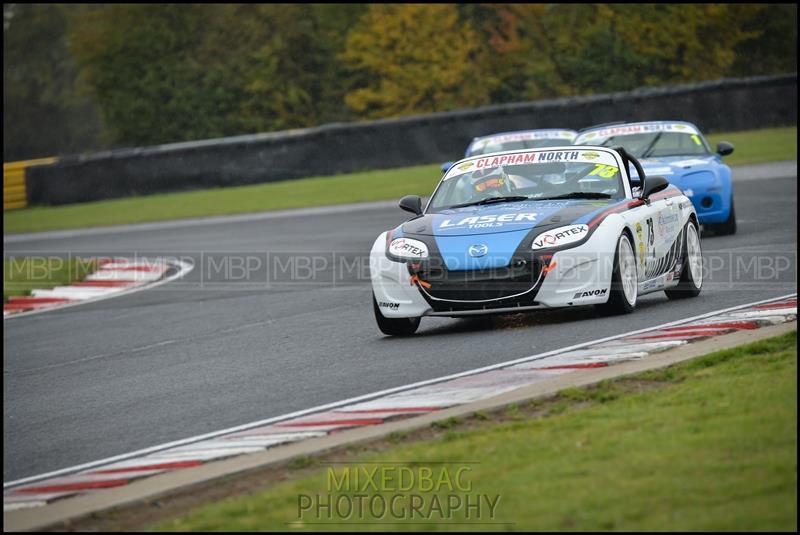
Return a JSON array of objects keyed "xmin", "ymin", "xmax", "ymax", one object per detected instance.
[{"xmin": 410, "ymin": 257, "xmax": 542, "ymax": 307}]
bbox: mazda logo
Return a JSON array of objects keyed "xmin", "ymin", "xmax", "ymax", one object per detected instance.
[{"xmin": 468, "ymin": 244, "xmax": 489, "ymax": 257}]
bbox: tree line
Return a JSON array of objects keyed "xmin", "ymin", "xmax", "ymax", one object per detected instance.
[{"xmin": 4, "ymin": 3, "xmax": 797, "ymax": 160}]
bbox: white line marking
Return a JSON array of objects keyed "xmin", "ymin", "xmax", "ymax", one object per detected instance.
[
  {"xmin": 3, "ymin": 259, "xmax": 194, "ymax": 320},
  {"xmin": 4, "ymin": 292, "xmax": 796, "ymax": 490},
  {"xmin": 4, "ymin": 501, "xmax": 48, "ymax": 512},
  {"xmin": 3, "ymin": 200, "xmax": 400, "ymax": 243}
]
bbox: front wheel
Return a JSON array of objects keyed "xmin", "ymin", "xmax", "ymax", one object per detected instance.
[
  {"xmin": 373, "ymin": 293, "xmax": 420, "ymax": 336},
  {"xmin": 597, "ymin": 233, "xmax": 637, "ymax": 315},
  {"xmin": 665, "ymin": 219, "xmax": 703, "ymax": 299}
]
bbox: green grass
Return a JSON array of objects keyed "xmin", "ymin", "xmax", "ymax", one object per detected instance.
[
  {"xmin": 707, "ymin": 126, "xmax": 797, "ymax": 166},
  {"xmin": 157, "ymin": 331, "xmax": 797, "ymax": 532},
  {"xmin": 3, "ymin": 164, "xmax": 442, "ymax": 235},
  {"xmin": 3, "ymin": 257, "xmax": 97, "ymax": 301},
  {"xmin": 4, "ymin": 126, "xmax": 796, "ymax": 235}
]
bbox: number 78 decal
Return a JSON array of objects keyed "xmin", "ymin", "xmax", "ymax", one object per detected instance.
[{"xmin": 587, "ymin": 164, "xmax": 619, "ymax": 178}]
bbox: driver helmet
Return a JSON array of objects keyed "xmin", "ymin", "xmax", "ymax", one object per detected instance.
[
  {"xmin": 470, "ymin": 166, "xmax": 513, "ymax": 195},
  {"xmin": 452, "ymin": 166, "xmax": 515, "ymax": 203}
]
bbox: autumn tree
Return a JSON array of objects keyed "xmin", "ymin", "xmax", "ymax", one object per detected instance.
[
  {"xmin": 483, "ymin": 4, "xmax": 776, "ymax": 99},
  {"xmin": 67, "ymin": 4, "xmax": 363, "ymax": 146},
  {"xmin": 3, "ymin": 4, "xmax": 105, "ymax": 160},
  {"xmin": 341, "ymin": 4, "xmax": 495, "ymax": 119},
  {"xmin": 4, "ymin": 3, "xmax": 796, "ymax": 157}
]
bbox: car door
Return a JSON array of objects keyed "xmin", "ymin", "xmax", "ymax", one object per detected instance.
[
  {"xmin": 625, "ymin": 190, "xmax": 684, "ymax": 294},
  {"xmin": 625, "ymin": 199, "xmax": 661, "ymax": 285}
]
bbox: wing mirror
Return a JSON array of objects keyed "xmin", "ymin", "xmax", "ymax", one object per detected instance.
[
  {"xmin": 399, "ymin": 195, "xmax": 423, "ymax": 216},
  {"xmin": 441, "ymin": 161, "xmax": 454, "ymax": 174},
  {"xmin": 716, "ymin": 141, "xmax": 734, "ymax": 156},
  {"xmin": 643, "ymin": 176, "xmax": 670, "ymax": 200}
]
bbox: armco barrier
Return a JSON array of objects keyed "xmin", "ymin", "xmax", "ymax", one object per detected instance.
[{"xmin": 23, "ymin": 73, "xmax": 798, "ymax": 206}]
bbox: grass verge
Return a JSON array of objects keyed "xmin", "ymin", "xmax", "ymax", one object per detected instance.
[
  {"xmin": 3, "ymin": 163, "xmax": 441, "ymax": 235},
  {"xmin": 707, "ymin": 126, "xmax": 797, "ymax": 166},
  {"xmin": 3, "ymin": 257, "xmax": 97, "ymax": 302},
  {"xmin": 129, "ymin": 331, "xmax": 799, "ymax": 532},
  {"xmin": 4, "ymin": 126, "xmax": 796, "ymax": 235}
]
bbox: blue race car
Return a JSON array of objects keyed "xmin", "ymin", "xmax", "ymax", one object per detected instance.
[
  {"xmin": 574, "ymin": 121, "xmax": 736, "ymax": 235},
  {"xmin": 441, "ymin": 129, "xmax": 578, "ymax": 174}
]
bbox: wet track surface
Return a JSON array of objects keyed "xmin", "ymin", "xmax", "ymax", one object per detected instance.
[{"xmin": 4, "ymin": 169, "xmax": 797, "ymax": 482}]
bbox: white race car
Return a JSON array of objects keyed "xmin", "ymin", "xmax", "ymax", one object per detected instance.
[{"xmin": 370, "ymin": 146, "xmax": 703, "ymax": 336}]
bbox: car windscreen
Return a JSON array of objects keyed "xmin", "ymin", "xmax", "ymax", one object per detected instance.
[
  {"xmin": 574, "ymin": 124, "xmax": 710, "ymax": 158},
  {"xmin": 467, "ymin": 137, "xmax": 571, "ymax": 156},
  {"xmin": 429, "ymin": 150, "xmax": 625, "ymax": 212}
]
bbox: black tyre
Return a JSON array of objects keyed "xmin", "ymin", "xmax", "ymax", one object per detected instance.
[
  {"xmin": 373, "ymin": 293, "xmax": 420, "ymax": 336},
  {"xmin": 665, "ymin": 219, "xmax": 703, "ymax": 299},
  {"xmin": 707, "ymin": 196, "xmax": 737, "ymax": 236},
  {"xmin": 597, "ymin": 233, "xmax": 637, "ymax": 315}
]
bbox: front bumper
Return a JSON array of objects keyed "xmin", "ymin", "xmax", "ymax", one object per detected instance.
[
  {"xmin": 370, "ymin": 225, "xmax": 619, "ymax": 318},
  {"xmin": 670, "ymin": 171, "xmax": 731, "ymax": 224}
]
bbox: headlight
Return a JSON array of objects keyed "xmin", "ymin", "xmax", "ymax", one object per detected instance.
[
  {"xmin": 531, "ymin": 224, "xmax": 589, "ymax": 250},
  {"xmin": 388, "ymin": 238, "xmax": 429, "ymax": 260}
]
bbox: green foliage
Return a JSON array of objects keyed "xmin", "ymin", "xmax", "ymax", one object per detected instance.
[
  {"xmin": 3, "ymin": 4, "xmax": 105, "ymax": 159},
  {"xmin": 341, "ymin": 4, "xmax": 494, "ymax": 118},
  {"xmin": 286, "ymin": 455, "xmax": 314, "ymax": 470},
  {"xmin": 479, "ymin": 3, "xmax": 780, "ymax": 99},
  {"xmin": 66, "ymin": 4, "xmax": 365, "ymax": 146},
  {"xmin": 431, "ymin": 416, "xmax": 464, "ymax": 430},
  {"xmin": 3, "ymin": 4, "xmax": 797, "ymax": 159}
]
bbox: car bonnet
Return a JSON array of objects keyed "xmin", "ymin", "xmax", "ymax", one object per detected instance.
[{"xmin": 397, "ymin": 199, "xmax": 621, "ymax": 270}]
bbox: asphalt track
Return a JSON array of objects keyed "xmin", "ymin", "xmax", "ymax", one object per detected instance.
[{"xmin": 3, "ymin": 163, "xmax": 797, "ymax": 483}]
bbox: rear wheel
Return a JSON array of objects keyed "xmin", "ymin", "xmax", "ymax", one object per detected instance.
[
  {"xmin": 597, "ymin": 233, "xmax": 637, "ymax": 315},
  {"xmin": 665, "ymin": 219, "xmax": 703, "ymax": 299},
  {"xmin": 373, "ymin": 293, "xmax": 420, "ymax": 336}
]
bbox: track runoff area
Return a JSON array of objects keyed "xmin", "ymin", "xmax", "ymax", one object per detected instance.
[{"xmin": 3, "ymin": 296, "xmax": 796, "ymax": 526}]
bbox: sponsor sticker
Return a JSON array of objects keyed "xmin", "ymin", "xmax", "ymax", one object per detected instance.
[
  {"xmin": 378, "ymin": 301, "xmax": 400, "ymax": 310},
  {"xmin": 658, "ymin": 211, "xmax": 679, "ymax": 238},
  {"xmin": 531, "ymin": 224, "xmax": 589, "ymax": 250},
  {"xmin": 388, "ymin": 238, "xmax": 429, "ymax": 259},
  {"xmin": 575, "ymin": 122, "xmax": 700, "ymax": 145},
  {"xmin": 478, "ymin": 130, "xmax": 577, "ymax": 145},
  {"xmin": 444, "ymin": 149, "xmax": 619, "ymax": 180},
  {"xmin": 438, "ymin": 212, "xmax": 538, "ymax": 230},
  {"xmin": 457, "ymin": 161, "xmax": 474, "ymax": 171},
  {"xmin": 573, "ymin": 288, "xmax": 608, "ymax": 299}
]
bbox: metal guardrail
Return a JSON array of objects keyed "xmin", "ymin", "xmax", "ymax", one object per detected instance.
[{"xmin": 3, "ymin": 157, "xmax": 56, "ymax": 210}]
